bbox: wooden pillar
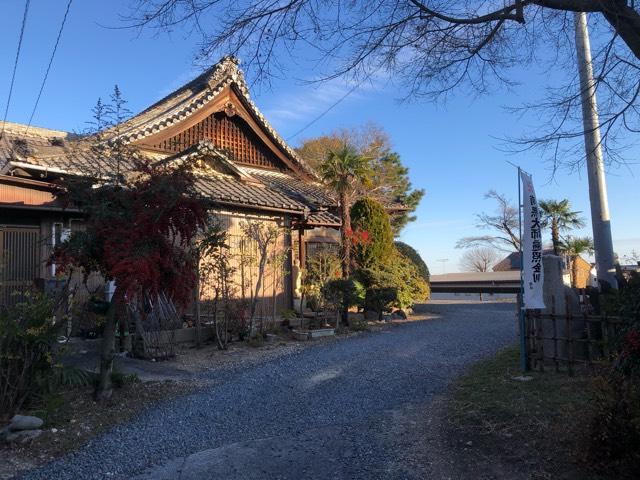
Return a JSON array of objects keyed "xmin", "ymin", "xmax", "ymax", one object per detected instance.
[
  {"xmin": 283, "ymin": 215, "xmax": 293, "ymax": 309},
  {"xmin": 299, "ymin": 228, "xmax": 306, "ymax": 269}
]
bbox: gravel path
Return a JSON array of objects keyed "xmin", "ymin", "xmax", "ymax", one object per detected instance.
[{"xmin": 21, "ymin": 301, "xmax": 517, "ymax": 480}]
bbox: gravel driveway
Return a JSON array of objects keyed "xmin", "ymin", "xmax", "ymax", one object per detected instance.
[{"xmin": 21, "ymin": 300, "xmax": 516, "ymax": 480}]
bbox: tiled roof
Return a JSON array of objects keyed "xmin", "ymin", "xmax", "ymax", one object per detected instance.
[
  {"xmin": 0, "ymin": 58, "xmax": 341, "ymax": 225},
  {"xmin": 240, "ymin": 166, "xmax": 336, "ymax": 208},
  {"xmin": 110, "ymin": 56, "xmax": 316, "ymax": 178},
  {"xmin": 195, "ymin": 175, "xmax": 309, "ymax": 213},
  {"xmin": 306, "ymin": 210, "xmax": 341, "ymax": 227}
]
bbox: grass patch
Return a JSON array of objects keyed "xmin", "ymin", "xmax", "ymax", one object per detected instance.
[{"xmin": 445, "ymin": 345, "xmax": 597, "ymax": 479}]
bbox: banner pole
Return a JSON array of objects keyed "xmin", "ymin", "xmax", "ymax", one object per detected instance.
[{"xmin": 517, "ymin": 167, "xmax": 528, "ymax": 372}]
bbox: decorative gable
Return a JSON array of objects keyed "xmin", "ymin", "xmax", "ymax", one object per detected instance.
[{"xmin": 145, "ymin": 109, "xmax": 287, "ymax": 170}]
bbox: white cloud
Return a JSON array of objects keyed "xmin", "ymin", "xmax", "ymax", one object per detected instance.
[{"xmin": 261, "ymin": 74, "xmax": 385, "ymax": 131}]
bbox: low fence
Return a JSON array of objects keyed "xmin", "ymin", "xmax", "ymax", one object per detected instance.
[{"xmin": 524, "ymin": 295, "xmax": 626, "ymax": 375}]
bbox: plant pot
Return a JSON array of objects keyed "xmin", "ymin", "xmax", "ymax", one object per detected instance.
[
  {"xmin": 291, "ymin": 328, "xmax": 335, "ymax": 340},
  {"xmin": 291, "ymin": 329, "xmax": 310, "ymax": 341},
  {"xmin": 309, "ymin": 328, "xmax": 335, "ymax": 339}
]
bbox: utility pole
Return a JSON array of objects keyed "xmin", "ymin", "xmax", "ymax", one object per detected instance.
[
  {"xmin": 574, "ymin": 12, "xmax": 618, "ymax": 290},
  {"xmin": 437, "ymin": 258, "xmax": 449, "ymax": 274}
]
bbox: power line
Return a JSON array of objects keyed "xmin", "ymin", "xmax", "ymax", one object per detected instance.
[
  {"xmin": 26, "ymin": 0, "xmax": 74, "ymax": 134},
  {"xmin": 0, "ymin": 0, "xmax": 32, "ymax": 140},
  {"xmin": 286, "ymin": 81, "xmax": 362, "ymax": 142}
]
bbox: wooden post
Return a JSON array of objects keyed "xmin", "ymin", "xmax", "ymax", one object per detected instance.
[
  {"xmin": 565, "ymin": 293, "xmax": 574, "ymax": 376},
  {"xmin": 298, "ymin": 228, "xmax": 306, "ymax": 270},
  {"xmin": 585, "ymin": 312, "xmax": 593, "ymax": 370},
  {"xmin": 528, "ymin": 311, "xmax": 536, "ymax": 370},
  {"xmin": 602, "ymin": 314, "xmax": 610, "ymax": 360},
  {"xmin": 537, "ymin": 307, "xmax": 545, "ymax": 372},
  {"xmin": 551, "ymin": 296, "xmax": 559, "ymax": 372},
  {"xmin": 283, "ymin": 215, "xmax": 294, "ymax": 310},
  {"xmin": 194, "ymin": 270, "xmax": 201, "ymax": 348}
]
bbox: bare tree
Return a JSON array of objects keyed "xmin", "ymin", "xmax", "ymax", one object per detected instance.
[
  {"xmin": 241, "ymin": 220, "xmax": 281, "ymax": 336},
  {"xmin": 623, "ymin": 249, "xmax": 640, "ymax": 264},
  {"xmin": 126, "ymin": 1, "xmax": 640, "ymax": 166},
  {"xmin": 460, "ymin": 247, "xmax": 501, "ymax": 272},
  {"xmin": 456, "ymin": 190, "xmax": 520, "ymax": 252}
]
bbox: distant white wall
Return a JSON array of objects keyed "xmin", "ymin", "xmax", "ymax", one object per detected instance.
[{"xmin": 430, "ymin": 292, "xmax": 516, "ymax": 301}]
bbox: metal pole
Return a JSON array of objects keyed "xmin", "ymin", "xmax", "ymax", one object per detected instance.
[
  {"xmin": 518, "ymin": 167, "xmax": 528, "ymax": 372},
  {"xmin": 574, "ymin": 12, "xmax": 618, "ymax": 290}
]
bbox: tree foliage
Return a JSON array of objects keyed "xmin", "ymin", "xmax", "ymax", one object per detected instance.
[
  {"xmin": 300, "ymin": 249, "xmax": 342, "ymax": 312},
  {"xmin": 297, "ymin": 124, "xmax": 423, "ymax": 234},
  {"xmin": 350, "ymin": 197, "xmax": 394, "ymax": 270},
  {"xmin": 0, "ymin": 293, "xmax": 59, "ymax": 415},
  {"xmin": 54, "ymin": 161, "xmax": 208, "ymax": 307},
  {"xmin": 318, "ymin": 144, "xmax": 371, "ymax": 278},
  {"xmin": 539, "ymin": 198, "xmax": 585, "ymax": 255},
  {"xmin": 394, "ymin": 241, "xmax": 430, "ymax": 282},
  {"xmin": 361, "ymin": 249, "xmax": 430, "ymax": 311},
  {"xmin": 53, "ymin": 88, "xmax": 209, "ymax": 399}
]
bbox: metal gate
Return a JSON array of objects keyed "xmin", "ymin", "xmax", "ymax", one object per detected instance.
[{"xmin": 0, "ymin": 225, "xmax": 41, "ymax": 307}]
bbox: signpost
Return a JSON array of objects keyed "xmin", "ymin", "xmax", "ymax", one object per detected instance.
[{"xmin": 517, "ymin": 167, "xmax": 546, "ymax": 372}]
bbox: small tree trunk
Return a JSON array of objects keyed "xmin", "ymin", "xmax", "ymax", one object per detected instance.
[
  {"xmin": 339, "ymin": 191, "xmax": 350, "ymax": 326},
  {"xmin": 194, "ymin": 271, "xmax": 201, "ymax": 348},
  {"xmin": 95, "ymin": 290, "xmax": 120, "ymax": 402},
  {"xmin": 339, "ymin": 191, "xmax": 351, "ymax": 278},
  {"xmin": 551, "ymin": 220, "xmax": 560, "ymax": 256},
  {"xmin": 250, "ymin": 253, "xmax": 268, "ymax": 337},
  {"xmin": 571, "ymin": 256, "xmax": 579, "ymax": 288}
]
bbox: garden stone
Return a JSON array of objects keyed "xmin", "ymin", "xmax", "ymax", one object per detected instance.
[
  {"xmin": 9, "ymin": 415, "xmax": 43, "ymax": 431},
  {"xmin": 5, "ymin": 429, "xmax": 42, "ymax": 444},
  {"xmin": 395, "ymin": 309, "xmax": 408, "ymax": 320}
]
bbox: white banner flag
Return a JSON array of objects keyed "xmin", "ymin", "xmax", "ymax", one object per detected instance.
[{"xmin": 520, "ymin": 171, "xmax": 545, "ymax": 309}]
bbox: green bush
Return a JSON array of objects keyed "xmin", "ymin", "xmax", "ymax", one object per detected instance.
[
  {"xmin": 0, "ymin": 292, "xmax": 60, "ymax": 415},
  {"xmin": 365, "ymin": 287, "xmax": 397, "ymax": 320},
  {"xmin": 360, "ymin": 249, "xmax": 430, "ymax": 314},
  {"xmin": 301, "ymin": 250, "xmax": 341, "ymax": 312},
  {"xmin": 322, "ymin": 278, "xmax": 365, "ymax": 312},
  {"xmin": 587, "ymin": 271, "xmax": 640, "ymax": 473},
  {"xmin": 350, "ymin": 198, "xmax": 393, "ymax": 269},
  {"xmin": 394, "ymin": 241, "xmax": 430, "ymax": 283}
]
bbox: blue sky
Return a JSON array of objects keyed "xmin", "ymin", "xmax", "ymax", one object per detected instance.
[{"xmin": 2, "ymin": 1, "xmax": 639, "ymax": 273}]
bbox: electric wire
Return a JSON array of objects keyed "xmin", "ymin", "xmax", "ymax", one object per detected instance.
[
  {"xmin": 285, "ymin": 81, "xmax": 361, "ymax": 142},
  {"xmin": 25, "ymin": 0, "xmax": 74, "ymax": 135},
  {"xmin": 0, "ymin": 0, "xmax": 32, "ymax": 140}
]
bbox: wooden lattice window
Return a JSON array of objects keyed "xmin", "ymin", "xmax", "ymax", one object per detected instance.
[
  {"xmin": 0, "ymin": 225, "xmax": 40, "ymax": 306},
  {"xmin": 151, "ymin": 111, "xmax": 284, "ymax": 169}
]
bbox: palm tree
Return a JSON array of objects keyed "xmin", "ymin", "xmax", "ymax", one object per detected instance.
[
  {"xmin": 563, "ymin": 236, "xmax": 594, "ymax": 288},
  {"xmin": 539, "ymin": 199, "xmax": 585, "ymax": 256},
  {"xmin": 318, "ymin": 144, "xmax": 370, "ymax": 278}
]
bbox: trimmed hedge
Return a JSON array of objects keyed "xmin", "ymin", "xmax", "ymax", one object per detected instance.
[
  {"xmin": 394, "ymin": 241, "xmax": 430, "ymax": 283},
  {"xmin": 350, "ymin": 197, "xmax": 394, "ymax": 269}
]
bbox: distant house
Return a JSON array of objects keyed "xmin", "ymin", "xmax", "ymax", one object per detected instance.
[
  {"xmin": 492, "ymin": 252, "xmax": 522, "ymax": 272},
  {"xmin": 492, "ymin": 251, "xmax": 596, "ymax": 288}
]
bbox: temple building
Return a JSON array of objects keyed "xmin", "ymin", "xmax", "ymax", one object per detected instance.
[{"xmin": 0, "ymin": 56, "xmax": 340, "ymax": 310}]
